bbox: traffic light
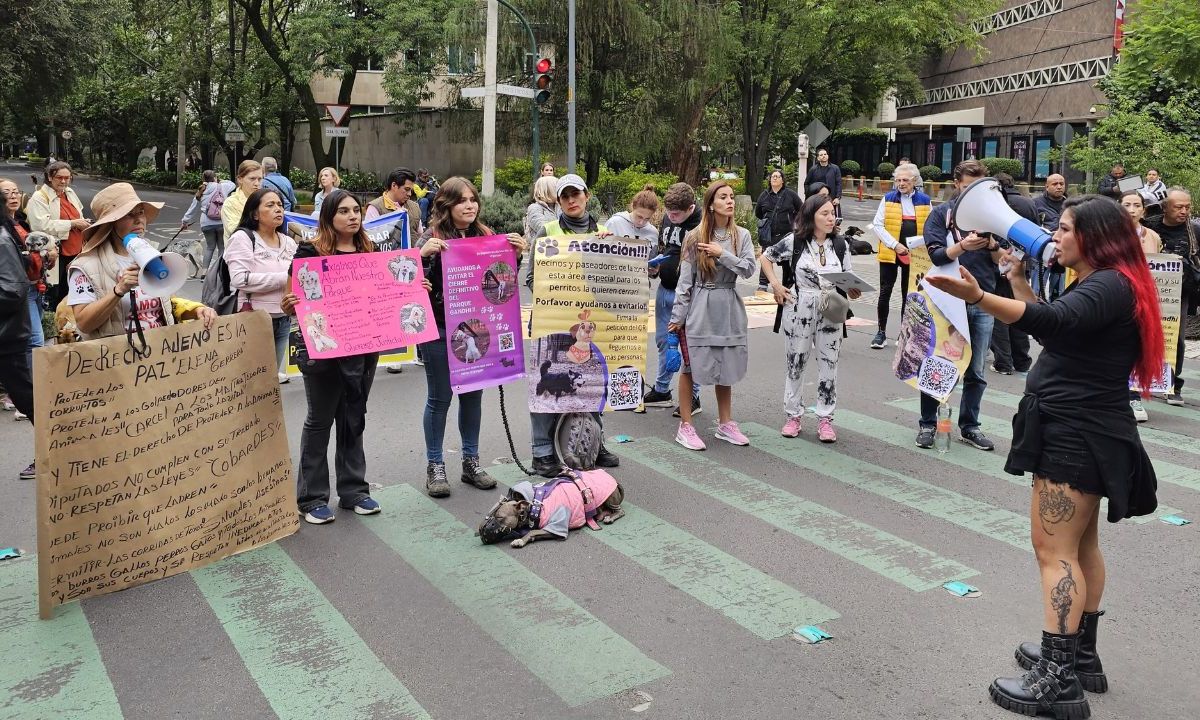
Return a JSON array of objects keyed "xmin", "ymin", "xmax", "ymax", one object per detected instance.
[{"xmin": 534, "ymin": 57, "xmax": 553, "ymax": 105}]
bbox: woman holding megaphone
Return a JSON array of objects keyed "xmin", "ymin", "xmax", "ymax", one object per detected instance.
[
  {"xmin": 68, "ymin": 183, "xmax": 216, "ymax": 341},
  {"xmin": 925, "ymin": 195, "xmax": 1164, "ymax": 720}
]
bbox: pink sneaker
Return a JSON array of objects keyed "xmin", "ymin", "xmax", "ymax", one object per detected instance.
[
  {"xmin": 817, "ymin": 417, "xmax": 837, "ymax": 443},
  {"xmin": 715, "ymin": 421, "xmax": 750, "ymax": 446},
  {"xmin": 675, "ymin": 421, "xmax": 707, "ymax": 451},
  {"xmin": 781, "ymin": 416, "xmax": 803, "ymax": 438}
]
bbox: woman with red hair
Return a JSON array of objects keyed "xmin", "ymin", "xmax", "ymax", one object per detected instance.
[{"xmin": 926, "ymin": 195, "xmax": 1164, "ymax": 720}]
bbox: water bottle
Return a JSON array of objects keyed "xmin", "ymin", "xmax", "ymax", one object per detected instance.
[{"xmin": 935, "ymin": 403, "xmax": 953, "ymax": 454}]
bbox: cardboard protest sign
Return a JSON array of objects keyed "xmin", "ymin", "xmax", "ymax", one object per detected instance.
[
  {"xmin": 34, "ymin": 312, "xmax": 296, "ymax": 618},
  {"xmin": 291, "ymin": 249, "xmax": 438, "ymax": 359},
  {"xmin": 1132, "ymin": 253, "xmax": 1185, "ymax": 391},
  {"xmin": 527, "ymin": 233, "xmax": 651, "ymax": 412},
  {"xmin": 441, "ymin": 235, "xmax": 525, "ymax": 393},
  {"xmin": 284, "ymin": 209, "xmax": 409, "ymax": 251},
  {"xmin": 893, "ymin": 239, "xmax": 973, "ymax": 402}
]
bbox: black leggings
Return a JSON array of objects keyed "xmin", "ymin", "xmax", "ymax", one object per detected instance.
[{"xmin": 877, "ymin": 260, "xmax": 910, "ymax": 334}]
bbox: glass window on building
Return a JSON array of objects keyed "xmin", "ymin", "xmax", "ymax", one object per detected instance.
[
  {"xmin": 1033, "ymin": 137, "xmax": 1053, "ymax": 180},
  {"xmin": 983, "ymin": 138, "xmax": 998, "ymax": 158},
  {"xmin": 447, "ymin": 45, "xmax": 479, "ymax": 75},
  {"xmin": 1012, "ymin": 138, "xmax": 1030, "ymax": 179}
]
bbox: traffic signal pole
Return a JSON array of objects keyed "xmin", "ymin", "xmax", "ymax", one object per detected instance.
[
  {"xmin": 496, "ymin": 0, "xmax": 540, "ymax": 184},
  {"xmin": 567, "ymin": 0, "xmax": 576, "ymax": 172},
  {"xmin": 481, "ymin": 0, "xmax": 499, "ymax": 196}
]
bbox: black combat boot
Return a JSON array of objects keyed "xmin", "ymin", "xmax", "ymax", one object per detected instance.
[
  {"xmin": 991, "ymin": 631, "xmax": 1091, "ymax": 719},
  {"xmin": 1016, "ymin": 610, "xmax": 1107, "ymax": 693}
]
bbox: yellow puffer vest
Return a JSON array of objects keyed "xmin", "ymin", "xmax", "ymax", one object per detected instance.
[{"xmin": 879, "ymin": 192, "xmax": 931, "ymax": 264}]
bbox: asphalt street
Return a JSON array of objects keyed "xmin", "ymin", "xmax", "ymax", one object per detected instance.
[{"xmin": 1, "ymin": 167, "xmax": 1198, "ymax": 719}]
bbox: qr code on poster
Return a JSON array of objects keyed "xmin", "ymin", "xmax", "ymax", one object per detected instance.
[
  {"xmin": 607, "ymin": 368, "xmax": 643, "ymax": 410},
  {"xmin": 498, "ymin": 332, "xmax": 515, "ymax": 352},
  {"xmin": 1132, "ymin": 362, "xmax": 1172, "ymax": 393},
  {"xmin": 917, "ymin": 355, "xmax": 960, "ymax": 401}
]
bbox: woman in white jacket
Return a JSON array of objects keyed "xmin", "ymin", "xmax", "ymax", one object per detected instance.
[
  {"xmin": 223, "ymin": 188, "xmax": 298, "ymax": 382},
  {"xmin": 25, "ymin": 161, "xmax": 89, "ymax": 305}
]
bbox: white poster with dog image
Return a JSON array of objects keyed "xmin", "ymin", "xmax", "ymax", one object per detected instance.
[{"xmin": 527, "ymin": 234, "xmax": 651, "ymax": 412}]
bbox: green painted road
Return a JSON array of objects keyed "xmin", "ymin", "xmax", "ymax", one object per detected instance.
[
  {"xmin": 0, "ymin": 558, "xmax": 120, "ymax": 720},
  {"xmin": 192, "ymin": 543, "xmax": 432, "ymax": 720},
  {"xmin": 740, "ymin": 423, "xmax": 1032, "ymax": 551},
  {"xmin": 489, "ymin": 464, "xmax": 840, "ymax": 639},
  {"xmin": 835, "ymin": 408, "xmax": 1184, "ymax": 524},
  {"xmin": 363, "ymin": 485, "xmax": 670, "ymax": 708},
  {"xmin": 614, "ymin": 438, "xmax": 978, "ymax": 592}
]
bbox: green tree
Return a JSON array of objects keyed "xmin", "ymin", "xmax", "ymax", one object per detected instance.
[
  {"xmin": 723, "ymin": 0, "xmax": 992, "ymax": 198},
  {"xmin": 519, "ymin": 0, "xmax": 725, "ymax": 186},
  {"xmin": 0, "ymin": 0, "xmax": 120, "ymax": 155},
  {"xmin": 1119, "ymin": 0, "xmax": 1200, "ymax": 90},
  {"xmin": 237, "ymin": 0, "xmax": 462, "ymax": 170}
]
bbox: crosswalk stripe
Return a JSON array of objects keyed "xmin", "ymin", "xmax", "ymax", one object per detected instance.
[
  {"xmin": 614, "ymin": 438, "xmax": 978, "ymax": 592},
  {"xmin": 364, "ymin": 484, "xmax": 670, "ymax": 708},
  {"xmin": 890, "ymin": 399, "xmax": 1200, "ymax": 495},
  {"xmin": 490, "ymin": 464, "xmax": 840, "ymax": 639},
  {"xmin": 985, "ymin": 389, "xmax": 1200, "ymax": 457},
  {"xmin": 191, "ymin": 543, "xmax": 432, "ymax": 720},
  {"xmin": 740, "ymin": 423, "xmax": 1031, "ymax": 552},
  {"xmin": 0, "ymin": 557, "xmax": 122, "ymax": 720},
  {"xmin": 835, "ymin": 409, "xmax": 1181, "ymax": 525}
]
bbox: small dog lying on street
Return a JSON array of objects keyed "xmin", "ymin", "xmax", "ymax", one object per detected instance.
[{"xmin": 477, "ymin": 469, "xmax": 625, "ymax": 548}]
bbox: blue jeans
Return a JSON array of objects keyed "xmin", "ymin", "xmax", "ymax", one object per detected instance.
[
  {"xmin": 27, "ymin": 291, "xmax": 44, "ymax": 370},
  {"xmin": 920, "ymin": 304, "xmax": 994, "ymax": 432},
  {"xmin": 654, "ymin": 284, "xmax": 699, "ymax": 396},
  {"xmin": 271, "ymin": 315, "xmax": 290, "ymax": 372},
  {"xmin": 418, "ymin": 196, "xmax": 432, "ymax": 226},
  {"xmin": 421, "ymin": 333, "xmax": 482, "ymax": 464}
]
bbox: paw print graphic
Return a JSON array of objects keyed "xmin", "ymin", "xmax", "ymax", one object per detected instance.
[{"xmin": 536, "ymin": 237, "xmax": 560, "ymax": 258}]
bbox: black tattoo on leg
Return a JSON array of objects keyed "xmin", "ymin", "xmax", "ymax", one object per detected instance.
[
  {"xmin": 1038, "ymin": 482, "xmax": 1076, "ymax": 536},
  {"xmin": 1050, "ymin": 560, "xmax": 1078, "ymax": 634}
]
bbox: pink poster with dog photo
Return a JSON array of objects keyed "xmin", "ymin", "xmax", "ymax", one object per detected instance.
[{"xmin": 291, "ymin": 249, "xmax": 438, "ymax": 359}]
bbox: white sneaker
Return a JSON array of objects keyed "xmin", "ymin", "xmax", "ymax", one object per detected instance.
[
  {"xmin": 14, "ymin": 410, "xmax": 28, "ymax": 421},
  {"xmin": 278, "ymin": 372, "xmax": 290, "ymax": 384},
  {"xmin": 1129, "ymin": 398, "xmax": 1148, "ymax": 423}
]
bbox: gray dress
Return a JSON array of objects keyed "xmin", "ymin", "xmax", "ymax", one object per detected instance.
[{"xmin": 669, "ymin": 226, "xmax": 757, "ymax": 385}]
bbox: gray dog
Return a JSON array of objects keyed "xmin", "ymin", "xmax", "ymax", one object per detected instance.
[{"xmin": 477, "ymin": 470, "xmax": 625, "ymax": 548}]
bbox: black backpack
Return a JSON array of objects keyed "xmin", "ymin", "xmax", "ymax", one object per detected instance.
[{"xmin": 772, "ymin": 233, "xmax": 849, "ymax": 334}]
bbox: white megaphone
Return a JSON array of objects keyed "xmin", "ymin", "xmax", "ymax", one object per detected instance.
[
  {"xmin": 122, "ymin": 233, "xmax": 189, "ymax": 296},
  {"xmin": 951, "ymin": 178, "xmax": 1056, "ymax": 266}
]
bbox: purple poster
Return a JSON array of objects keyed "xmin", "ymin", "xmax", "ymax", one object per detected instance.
[{"xmin": 441, "ymin": 235, "xmax": 525, "ymax": 393}]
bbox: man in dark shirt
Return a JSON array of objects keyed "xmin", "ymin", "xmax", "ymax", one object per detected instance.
[
  {"xmin": 990, "ymin": 174, "xmax": 1039, "ymax": 375},
  {"xmin": 1097, "ymin": 162, "xmax": 1126, "ymax": 200},
  {"xmin": 916, "ymin": 161, "xmax": 1004, "ymax": 451},
  {"xmin": 806, "ymin": 149, "xmax": 842, "ymax": 216},
  {"xmin": 1033, "ymin": 174, "xmax": 1068, "ymax": 299},
  {"xmin": 1145, "ymin": 188, "xmax": 1199, "ymax": 404},
  {"xmin": 1032, "ymin": 174, "xmax": 1066, "ymax": 231}
]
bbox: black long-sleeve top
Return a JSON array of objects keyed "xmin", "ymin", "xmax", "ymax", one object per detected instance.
[{"xmin": 1005, "ymin": 269, "xmax": 1157, "ymax": 521}]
